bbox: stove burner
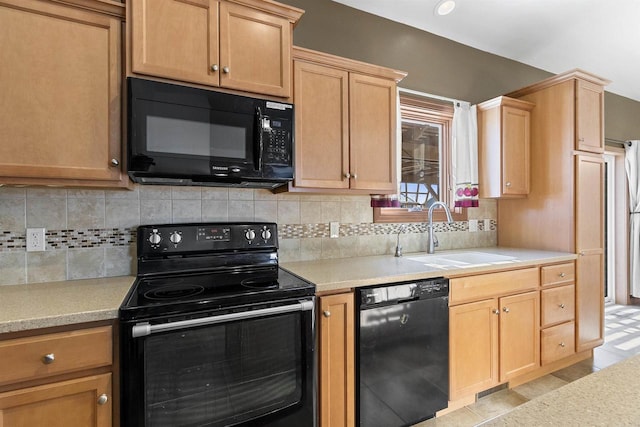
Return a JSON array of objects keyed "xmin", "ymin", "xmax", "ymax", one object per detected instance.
[
  {"xmin": 241, "ymin": 278, "xmax": 278, "ymax": 290},
  {"xmin": 143, "ymin": 284, "xmax": 205, "ymax": 301}
]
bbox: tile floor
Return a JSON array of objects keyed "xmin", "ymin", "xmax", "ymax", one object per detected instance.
[{"xmin": 415, "ymin": 304, "xmax": 640, "ymax": 426}]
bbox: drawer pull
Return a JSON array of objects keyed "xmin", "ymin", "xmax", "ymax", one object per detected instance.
[
  {"xmin": 559, "ymin": 342, "xmax": 566, "ymax": 348},
  {"xmin": 559, "ymin": 303, "xmax": 566, "ymax": 309},
  {"xmin": 42, "ymin": 353, "xmax": 55, "ymax": 364},
  {"xmin": 559, "ymin": 272, "xmax": 566, "ymax": 278},
  {"xmin": 97, "ymin": 394, "xmax": 108, "ymax": 405}
]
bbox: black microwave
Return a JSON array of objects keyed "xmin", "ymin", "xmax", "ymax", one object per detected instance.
[{"xmin": 127, "ymin": 78, "xmax": 294, "ymax": 188}]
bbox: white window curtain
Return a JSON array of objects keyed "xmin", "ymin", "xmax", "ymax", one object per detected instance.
[
  {"xmin": 451, "ymin": 102, "xmax": 479, "ymax": 207},
  {"xmin": 625, "ymin": 140, "xmax": 640, "ymax": 297}
]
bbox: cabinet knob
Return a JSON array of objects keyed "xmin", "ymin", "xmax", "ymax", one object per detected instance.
[
  {"xmin": 559, "ymin": 272, "xmax": 566, "ymax": 278},
  {"xmin": 492, "ymin": 309, "xmax": 500, "ymax": 315},
  {"xmin": 43, "ymin": 353, "xmax": 55, "ymax": 364},
  {"xmin": 223, "ymin": 66, "xmax": 230, "ymax": 74},
  {"xmin": 505, "ymin": 181, "xmax": 512, "ymax": 187},
  {"xmin": 344, "ymin": 172, "xmax": 351, "ymax": 179},
  {"xmin": 579, "ymin": 251, "xmax": 585, "ymax": 256},
  {"xmin": 211, "ymin": 64, "xmax": 219, "ymax": 72},
  {"xmin": 97, "ymin": 394, "xmax": 109, "ymax": 405},
  {"xmin": 559, "ymin": 303, "xmax": 566, "ymax": 309},
  {"xmin": 323, "ymin": 310, "xmax": 331, "ymax": 318},
  {"xmin": 352, "ymin": 173, "xmax": 357, "ymax": 180},
  {"xmin": 578, "ymin": 137, "xmax": 585, "ymax": 142},
  {"xmin": 559, "ymin": 342, "xmax": 566, "ymax": 348},
  {"xmin": 110, "ymin": 159, "xmax": 119, "ymax": 167},
  {"xmin": 503, "ymin": 307, "xmax": 510, "ymax": 313}
]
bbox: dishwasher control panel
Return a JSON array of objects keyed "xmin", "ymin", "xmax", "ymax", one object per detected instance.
[{"xmin": 358, "ymin": 277, "xmax": 449, "ymax": 308}]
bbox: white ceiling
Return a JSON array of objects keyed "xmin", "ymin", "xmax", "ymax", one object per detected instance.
[{"xmin": 332, "ymin": 0, "xmax": 640, "ymax": 102}]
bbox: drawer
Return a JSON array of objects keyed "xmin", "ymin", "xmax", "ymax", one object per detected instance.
[
  {"xmin": 541, "ymin": 321, "xmax": 575, "ymax": 365},
  {"xmin": 541, "ymin": 284, "xmax": 575, "ymax": 327},
  {"xmin": 449, "ymin": 267, "xmax": 539, "ymax": 305},
  {"xmin": 541, "ymin": 262, "xmax": 575, "ymax": 287},
  {"xmin": 0, "ymin": 326, "xmax": 112, "ymax": 386}
]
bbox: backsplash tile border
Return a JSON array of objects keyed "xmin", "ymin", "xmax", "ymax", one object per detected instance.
[{"xmin": 0, "ymin": 220, "xmax": 497, "ymax": 252}]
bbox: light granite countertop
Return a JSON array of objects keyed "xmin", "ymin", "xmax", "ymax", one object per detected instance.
[
  {"xmin": 1, "ymin": 247, "xmax": 576, "ymax": 334},
  {"xmin": 483, "ymin": 353, "xmax": 640, "ymax": 426},
  {"xmin": 282, "ymin": 247, "xmax": 577, "ymax": 292},
  {"xmin": 0, "ymin": 276, "xmax": 135, "ymax": 334}
]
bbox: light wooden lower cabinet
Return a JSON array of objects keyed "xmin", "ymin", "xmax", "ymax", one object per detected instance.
[
  {"xmin": 0, "ymin": 374, "xmax": 112, "ymax": 427},
  {"xmin": 0, "ymin": 324, "xmax": 114, "ymax": 427},
  {"xmin": 449, "ymin": 291, "xmax": 539, "ymax": 400},
  {"xmin": 318, "ymin": 292, "xmax": 355, "ymax": 427}
]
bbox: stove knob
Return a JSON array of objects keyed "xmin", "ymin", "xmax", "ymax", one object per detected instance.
[
  {"xmin": 245, "ymin": 229, "xmax": 256, "ymax": 241},
  {"xmin": 170, "ymin": 232, "xmax": 182, "ymax": 244},
  {"xmin": 149, "ymin": 231, "xmax": 162, "ymax": 245},
  {"xmin": 261, "ymin": 228, "xmax": 272, "ymax": 241}
]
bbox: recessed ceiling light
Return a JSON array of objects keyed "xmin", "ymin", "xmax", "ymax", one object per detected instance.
[{"xmin": 435, "ymin": 0, "xmax": 456, "ymax": 16}]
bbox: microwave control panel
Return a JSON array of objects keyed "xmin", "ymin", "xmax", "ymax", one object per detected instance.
[{"xmin": 263, "ymin": 118, "xmax": 292, "ymax": 165}]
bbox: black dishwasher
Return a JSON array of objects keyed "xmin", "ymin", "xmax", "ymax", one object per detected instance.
[{"xmin": 356, "ymin": 277, "xmax": 449, "ymax": 427}]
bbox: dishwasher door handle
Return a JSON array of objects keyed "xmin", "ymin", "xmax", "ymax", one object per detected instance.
[{"xmin": 132, "ymin": 300, "xmax": 314, "ymax": 338}]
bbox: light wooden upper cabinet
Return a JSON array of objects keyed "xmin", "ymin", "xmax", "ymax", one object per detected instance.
[
  {"xmin": 288, "ymin": 47, "xmax": 406, "ymax": 193},
  {"xmin": 293, "ymin": 60, "xmax": 350, "ymax": 189},
  {"xmin": 130, "ymin": 0, "xmax": 302, "ymax": 98},
  {"xmin": 477, "ymin": 96, "xmax": 535, "ymax": 198},
  {"xmin": 576, "ymin": 80, "xmax": 605, "ymax": 153},
  {"xmin": 0, "ymin": 0, "xmax": 126, "ymax": 188}
]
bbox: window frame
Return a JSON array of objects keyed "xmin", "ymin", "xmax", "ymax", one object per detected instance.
[{"xmin": 373, "ymin": 92, "xmax": 467, "ymax": 223}]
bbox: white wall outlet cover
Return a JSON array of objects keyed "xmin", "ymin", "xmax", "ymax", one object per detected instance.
[
  {"xmin": 330, "ymin": 222, "xmax": 339, "ymax": 238},
  {"xmin": 468, "ymin": 219, "xmax": 478, "ymax": 232},
  {"xmin": 26, "ymin": 228, "xmax": 46, "ymax": 252},
  {"xmin": 484, "ymin": 219, "xmax": 492, "ymax": 231}
]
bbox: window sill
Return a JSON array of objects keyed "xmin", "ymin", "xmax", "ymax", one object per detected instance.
[{"xmin": 373, "ymin": 207, "xmax": 468, "ymax": 223}]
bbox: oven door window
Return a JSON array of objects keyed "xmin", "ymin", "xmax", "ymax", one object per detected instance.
[
  {"xmin": 137, "ymin": 99, "xmax": 254, "ymax": 163},
  {"xmin": 143, "ymin": 312, "xmax": 303, "ymax": 426}
]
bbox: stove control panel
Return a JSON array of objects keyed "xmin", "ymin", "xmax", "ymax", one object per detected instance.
[{"xmin": 138, "ymin": 222, "xmax": 278, "ymax": 254}]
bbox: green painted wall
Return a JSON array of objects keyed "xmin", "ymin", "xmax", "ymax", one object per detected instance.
[{"xmin": 281, "ymin": 0, "xmax": 640, "ymax": 142}]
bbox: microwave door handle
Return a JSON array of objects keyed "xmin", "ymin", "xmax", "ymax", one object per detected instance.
[{"xmin": 255, "ymin": 107, "xmax": 264, "ymax": 172}]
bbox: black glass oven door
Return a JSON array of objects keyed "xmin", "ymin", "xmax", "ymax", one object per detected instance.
[{"xmin": 135, "ymin": 307, "xmax": 314, "ymax": 427}]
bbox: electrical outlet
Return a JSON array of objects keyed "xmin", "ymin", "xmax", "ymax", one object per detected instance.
[
  {"xmin": 468, "ymin": 219, "xmax": 478, "ymax": 232},
  {"xmin": 26, "ymin": 228, "xmax": 46, "ymax": 252},
  {"xmin": 329, "ymin": 222, "xmax": 339, "ymax": 238},
  {"xmin": 484, "ymin": 219, "xmax": 492, "ymax": 231}
]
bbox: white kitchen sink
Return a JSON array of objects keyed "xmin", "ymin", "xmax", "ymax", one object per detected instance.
[{"xmin": 406, "ymin": 251, "xmax": 517, "ymax": 268}]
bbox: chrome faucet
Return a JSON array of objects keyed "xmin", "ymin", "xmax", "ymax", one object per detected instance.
[
  {"xmin": 427, "ymin": 201, "xmax": 454, "ymax": 254},
  {"xmin": 394, "ymin": 225, "xmax": 406, "ymax": 257}
]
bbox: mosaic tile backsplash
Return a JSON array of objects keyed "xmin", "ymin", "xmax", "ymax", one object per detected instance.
[{"xmin": 0, "ymin": 186, "xmax": 497, "ymax": 285}]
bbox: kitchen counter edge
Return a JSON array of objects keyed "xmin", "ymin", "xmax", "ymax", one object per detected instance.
[{"xmin": 281, "ymin": 248, "xmax": 577, "ymax": 293}]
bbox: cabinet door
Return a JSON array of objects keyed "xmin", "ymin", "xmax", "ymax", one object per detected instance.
[
  {"xmin": 575, "ymin": 80, "xmax": 604, "ymax": 153},
  {"xmin": 349, "ymin": 73, "xmax": 397, "ymax": 192},
  {"xmin": 318, "ymin": 293, "xmax": 355, "ymax": 427},
  {"xmin": 449, "ymin": 299, "xmax": 499, "ymax": 400},
  {"xmin": 0, "ymin": 374, "xmax": 111, "ymax": 427},
  {"xmin": 499, "ymin": 291, "xmax": 540, "ymax": 381},
  {"xmin": 219, "ymin": 2, "xmax": 291, "ymax": 97},
  {"xmin": 501, "ymin": 105, "xmax": 530, "ymax": 195},
  {"xmin": 575, "ymin": 154, "xmax": 605, "ymax": 351},
  {"xmin": 293, "ymin": 61, "xmax": 350, "ymax": 189},
  {"xmin": 131, "ymin": 0, "xmax": 219, "ymax": 86},
  {"xmin": 0, "ymin": 0, "xmax": 124, "ymax": 186}
]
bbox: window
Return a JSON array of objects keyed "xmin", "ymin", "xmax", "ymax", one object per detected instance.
[{"xmin": 373, "ymin": 90, "xmax": 467, "ymax": 223}]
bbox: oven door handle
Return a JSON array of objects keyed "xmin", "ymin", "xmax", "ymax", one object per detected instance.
[{"xmin": 131, "ymin": 299, "xmax": 314, "ymax": 338}]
